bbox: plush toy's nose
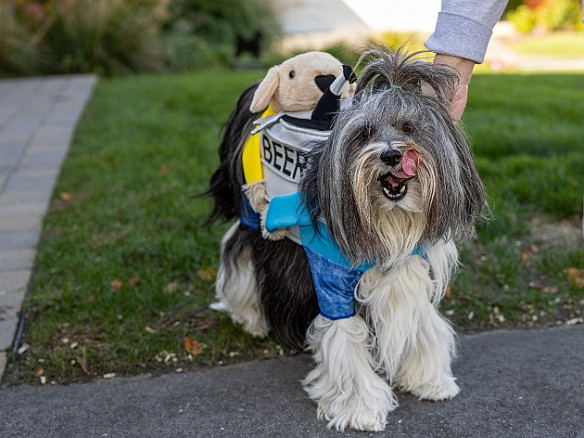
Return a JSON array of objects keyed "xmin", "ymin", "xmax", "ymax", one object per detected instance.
[{"xmin": 314, "ymin": 74, "xmax": 336, "ymax": 92}]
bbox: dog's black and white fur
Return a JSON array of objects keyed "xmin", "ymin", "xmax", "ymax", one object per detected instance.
[{"xmin": 204, "ymin": 47, "xmax": 485, "ymax": 431}]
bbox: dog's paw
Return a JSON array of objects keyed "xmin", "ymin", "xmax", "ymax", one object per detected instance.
[
  {"xmin": 407, "ymin": 376, "xmax": 460, "ymax": 401},
  {"xmin": 244, "ymin": 319, "xmax": 269, "ymax": 338},
  {"xmin": 308, "ymin": 372, "xmax": 397, "ymax": 432},
  {"xmin": 209, "ymin": 301, "xmax": 229, "ymax": 312},
  {"xmin": 210, "ymin": 301, "xmax": 269, "ymax": 338},
  {"xmin": 319, "ymin": 405, "xmax": 389, "ymax": 432}
]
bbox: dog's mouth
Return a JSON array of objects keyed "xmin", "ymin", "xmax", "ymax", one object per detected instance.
[
  {"xmin": 379, "ymin": 171, "xmax": 412, "ymax": 201},
  {"xmin": 379, "ymin": 149, "xmax": 419, "ymax": 201}
]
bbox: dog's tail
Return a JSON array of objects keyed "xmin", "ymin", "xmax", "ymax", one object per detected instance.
[
  {"xmin": 355, "ymin": 45, "xmax": 458, "ymax": 108},
  {"xmin": 200, "ymin": 83, "xmax": 260, "ymax": 225}
]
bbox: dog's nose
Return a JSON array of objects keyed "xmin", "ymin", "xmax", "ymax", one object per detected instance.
[
  {"xmin": 380, "ymin": 149, "xmax": 402, "ymax": 166},
  {"xmin": 315, "ymin": 75, "xmax": 336, "ymax": 92}
]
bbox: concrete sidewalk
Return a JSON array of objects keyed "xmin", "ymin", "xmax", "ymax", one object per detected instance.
[
  {"xmin": 0, "ymin": 326, "xmax": 582, "ymax": 437},
  {"xmin": 0, "ymin": 75, "xmax": 97, "ymax": 378}
]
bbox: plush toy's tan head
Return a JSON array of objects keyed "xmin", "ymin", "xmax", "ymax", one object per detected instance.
[{"xmin": 250, "ymin": 51, "xmax": 355, "ymax": 113}]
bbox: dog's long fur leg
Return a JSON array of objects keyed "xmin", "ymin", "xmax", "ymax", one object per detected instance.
[
  {"xmin": 212, "ymin": 221, "xmax": 269, "ymax": 337},
  {"xmin": 395, "ymin": 241, "xmax": 460, "ymax": 400},
  {"xmin": 359, "ymin": 240, "xmax": 460, "ymax": 400},
  {"xmin": 303, "ymin": 314, "xmax": 397, "ymax": 432}
]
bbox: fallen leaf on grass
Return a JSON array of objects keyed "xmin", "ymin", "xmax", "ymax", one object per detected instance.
[
  {"xmin": 128, "ymin": 276, "xmax": 140, "ymax": 286},
  {"xmin": 196, "ymin": 267, "xmax": 216, "ymax": 282},
  {"xmin": 77, "ymin": 348, "xmax": 90, "ymax": 375},
  {"xmin": 145, "ymin": 325, "xmax": 157, "ymax": 334},
  {"xmin": 444, "ymin": 286, "xmax": 452, "ymax": 298},
  {"xmin": 111, "ymin": 279, "xmax": 123, "ymax": 292},
  {"xmin": 563, "ymin": 268, "xmax": 584, "ymax": 289},
  {"xmin": 59, "ymin": 192, "xmax": 74, "ymax": 202},
  {"xmin": 184, "ymin": 337, "xmax": 203, "ymax": 356},
  {"xmin": 192, "ymin": 318, "xmax": 213, "ymax": 332},
  {"xmin": 528, "ymin": 279, "xmax": 545, "ymax": 289},
  {"xmin": 34, "ymin": 367, "xmax": 44, "ymax": 378},
  {"xmin": 165, "ymin": 282, "xmax": 179, "ymax": 294}
]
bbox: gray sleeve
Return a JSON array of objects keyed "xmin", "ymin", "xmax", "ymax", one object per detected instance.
[{"xmin": 425, "ymin": 0, "xmax": 509, "ymax": 64}]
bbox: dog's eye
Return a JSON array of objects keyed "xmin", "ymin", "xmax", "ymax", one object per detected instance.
[
  {"xmin": 289, "ymin": 70, "xmax": 296, "ymax": 79},
  {"xmin": 401, "ymin": 122, "xmax": 415, "ymax": 134},
  {"xmin": 358, "ymin": 124, "xmax": 375, "ymax": 142}
]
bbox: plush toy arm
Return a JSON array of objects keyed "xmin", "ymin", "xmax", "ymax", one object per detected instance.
[
  {"xmin": 329, "ymin": 65, "xmax": 357, "ymax": 96},
  {"xmin": 312, "ymin": 65, "xmax": 357, "ymax": 126}
]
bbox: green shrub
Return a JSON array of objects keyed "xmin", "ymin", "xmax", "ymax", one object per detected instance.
[
  {"xmin": 374, "ymin": 31, "xmax": 425, "ymax": 53},
  {"xmin": 0, "ymin": 2, "xmax": 42, "ymax": 75},
  {"xmin": 40, "ymin": 0, "xmax": 166, "ymax": 75},
  {"xmin": 3, "ymin": 0, "xmax": 284, "ymax": 75},
  {"xmin": 535, "ymin": 0, "xmax": 582, "ymax": 31},
  {"xmin": 508, "ymin": 5, "xmax": 537, "ymax": 34},
  {"xmin": 160, "ymin": 32, "xmax": 231, "ymax": 71},
  {"xmin": 509, "ymin": 0, "xmax": 582, "ymax": 33},
  {"xmin": 165, "ymin": 0, "xmax": 281, "ymax": 51},
  {"xmin": 503, "ymin": 0, "xmax": 527, "ymax": 17},
  {"xmin": 320, "ymin": 43, "xmax": 361, "ymax": 68}
]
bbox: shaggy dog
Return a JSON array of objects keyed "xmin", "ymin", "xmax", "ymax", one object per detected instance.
[{"xmin": 204, "ymin": 47, "xmax": 485, "ymax": 431}]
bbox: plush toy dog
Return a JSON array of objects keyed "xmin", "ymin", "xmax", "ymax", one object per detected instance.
[{"xmin": 204, "ymin": 47, "xmax": 485, "ymax": 431}]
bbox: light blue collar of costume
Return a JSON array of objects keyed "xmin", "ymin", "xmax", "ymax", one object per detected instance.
[{"xmin": 265, "ymin": 191, "xmax": 428, "ymax": 271}]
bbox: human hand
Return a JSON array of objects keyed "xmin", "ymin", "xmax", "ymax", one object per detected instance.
[{"xmin": 433, "ymin": 54, "xmax": 475, "ymax": 123}]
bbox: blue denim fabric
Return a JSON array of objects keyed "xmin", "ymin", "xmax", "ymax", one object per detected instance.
[
  {"xmin": 240, "ymin": 194, "xmax": 261, "ymax": 229},
  {"xmin": 264, "ymin": 191, "xmax": 429, "ymax": 320},
  {"xmin": 303, "ymin": 247, "xmax": 368, "ymax": 320}
]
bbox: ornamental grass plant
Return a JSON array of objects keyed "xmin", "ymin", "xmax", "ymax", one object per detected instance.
[{"xmin": 0, "ymin": 0, "xmax": 281, "ymax": 76}]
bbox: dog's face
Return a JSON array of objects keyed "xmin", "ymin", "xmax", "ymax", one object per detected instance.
[{"xmin": 302, "ymin": 48, "xmax": 485, "ymax": 268}]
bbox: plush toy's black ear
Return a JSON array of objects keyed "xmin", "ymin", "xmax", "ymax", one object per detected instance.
[{"xmin": 250, "ymin": 65, "xmax": 280, "ymax": 112}]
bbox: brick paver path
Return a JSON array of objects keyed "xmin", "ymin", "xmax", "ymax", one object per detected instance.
[{"xmin": 0, "ymin": 75, "xmax": 97, "ymax": 378}]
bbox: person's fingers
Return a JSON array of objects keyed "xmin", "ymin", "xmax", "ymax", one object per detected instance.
[
  {"xmin": 420, "ymin": 80, "xmax": 467, "ymax": 122},
  {"xmin": 449, "ymin": 83, "xmax": 468, "ymax": 123},
  {"xmin": 433, "ymin": 54, "xmax": 475, "ymax": 123}
]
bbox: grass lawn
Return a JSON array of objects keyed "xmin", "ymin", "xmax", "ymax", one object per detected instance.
[
  {"xmin": 508, "ymin": 32, "xmax": 584, "ymax": 57},
  {"xmin": 4, "ymin": 69, "xmax": 584, "ymax": 385}
]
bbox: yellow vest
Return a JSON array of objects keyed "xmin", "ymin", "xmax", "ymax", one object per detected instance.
[{"xmin": 241, "ymin": 107, "xmax": 276, "ymax": 184}]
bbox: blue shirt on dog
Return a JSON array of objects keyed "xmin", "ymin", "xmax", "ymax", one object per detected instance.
[{"xmin": 264, "ymin": 191, "xmax": 426, "ymax": 320}]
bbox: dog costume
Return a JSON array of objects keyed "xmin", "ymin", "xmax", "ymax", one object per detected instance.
[
  {"xmin": 240, "ymin": 63, "xmax": 355, "ymax": 230},
  {"xmin": 241, "ymin": 64, "xmax": 427, "ymax": 321}
]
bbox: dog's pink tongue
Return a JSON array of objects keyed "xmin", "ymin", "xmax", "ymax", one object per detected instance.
[{"xmin": 401, "ymin": 150, "xmax": 419, "ymax": 177}]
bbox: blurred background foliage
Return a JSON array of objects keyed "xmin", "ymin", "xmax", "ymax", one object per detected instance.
[
  {"xmin": 0, "ymin": 0, "xmax": 280, "ymax": 75},
  {"xmin": 506, "ymin": 0, "xmax": 582, "ymax": 34},
  {"xmin": 0, "ymin": 0, "xmax": 582, "ymax": 76}
]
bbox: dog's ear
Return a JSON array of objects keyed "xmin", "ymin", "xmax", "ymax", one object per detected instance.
[{"xmin": 250, "ymin": 66, "xmax": 280, "ymax": 113}]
